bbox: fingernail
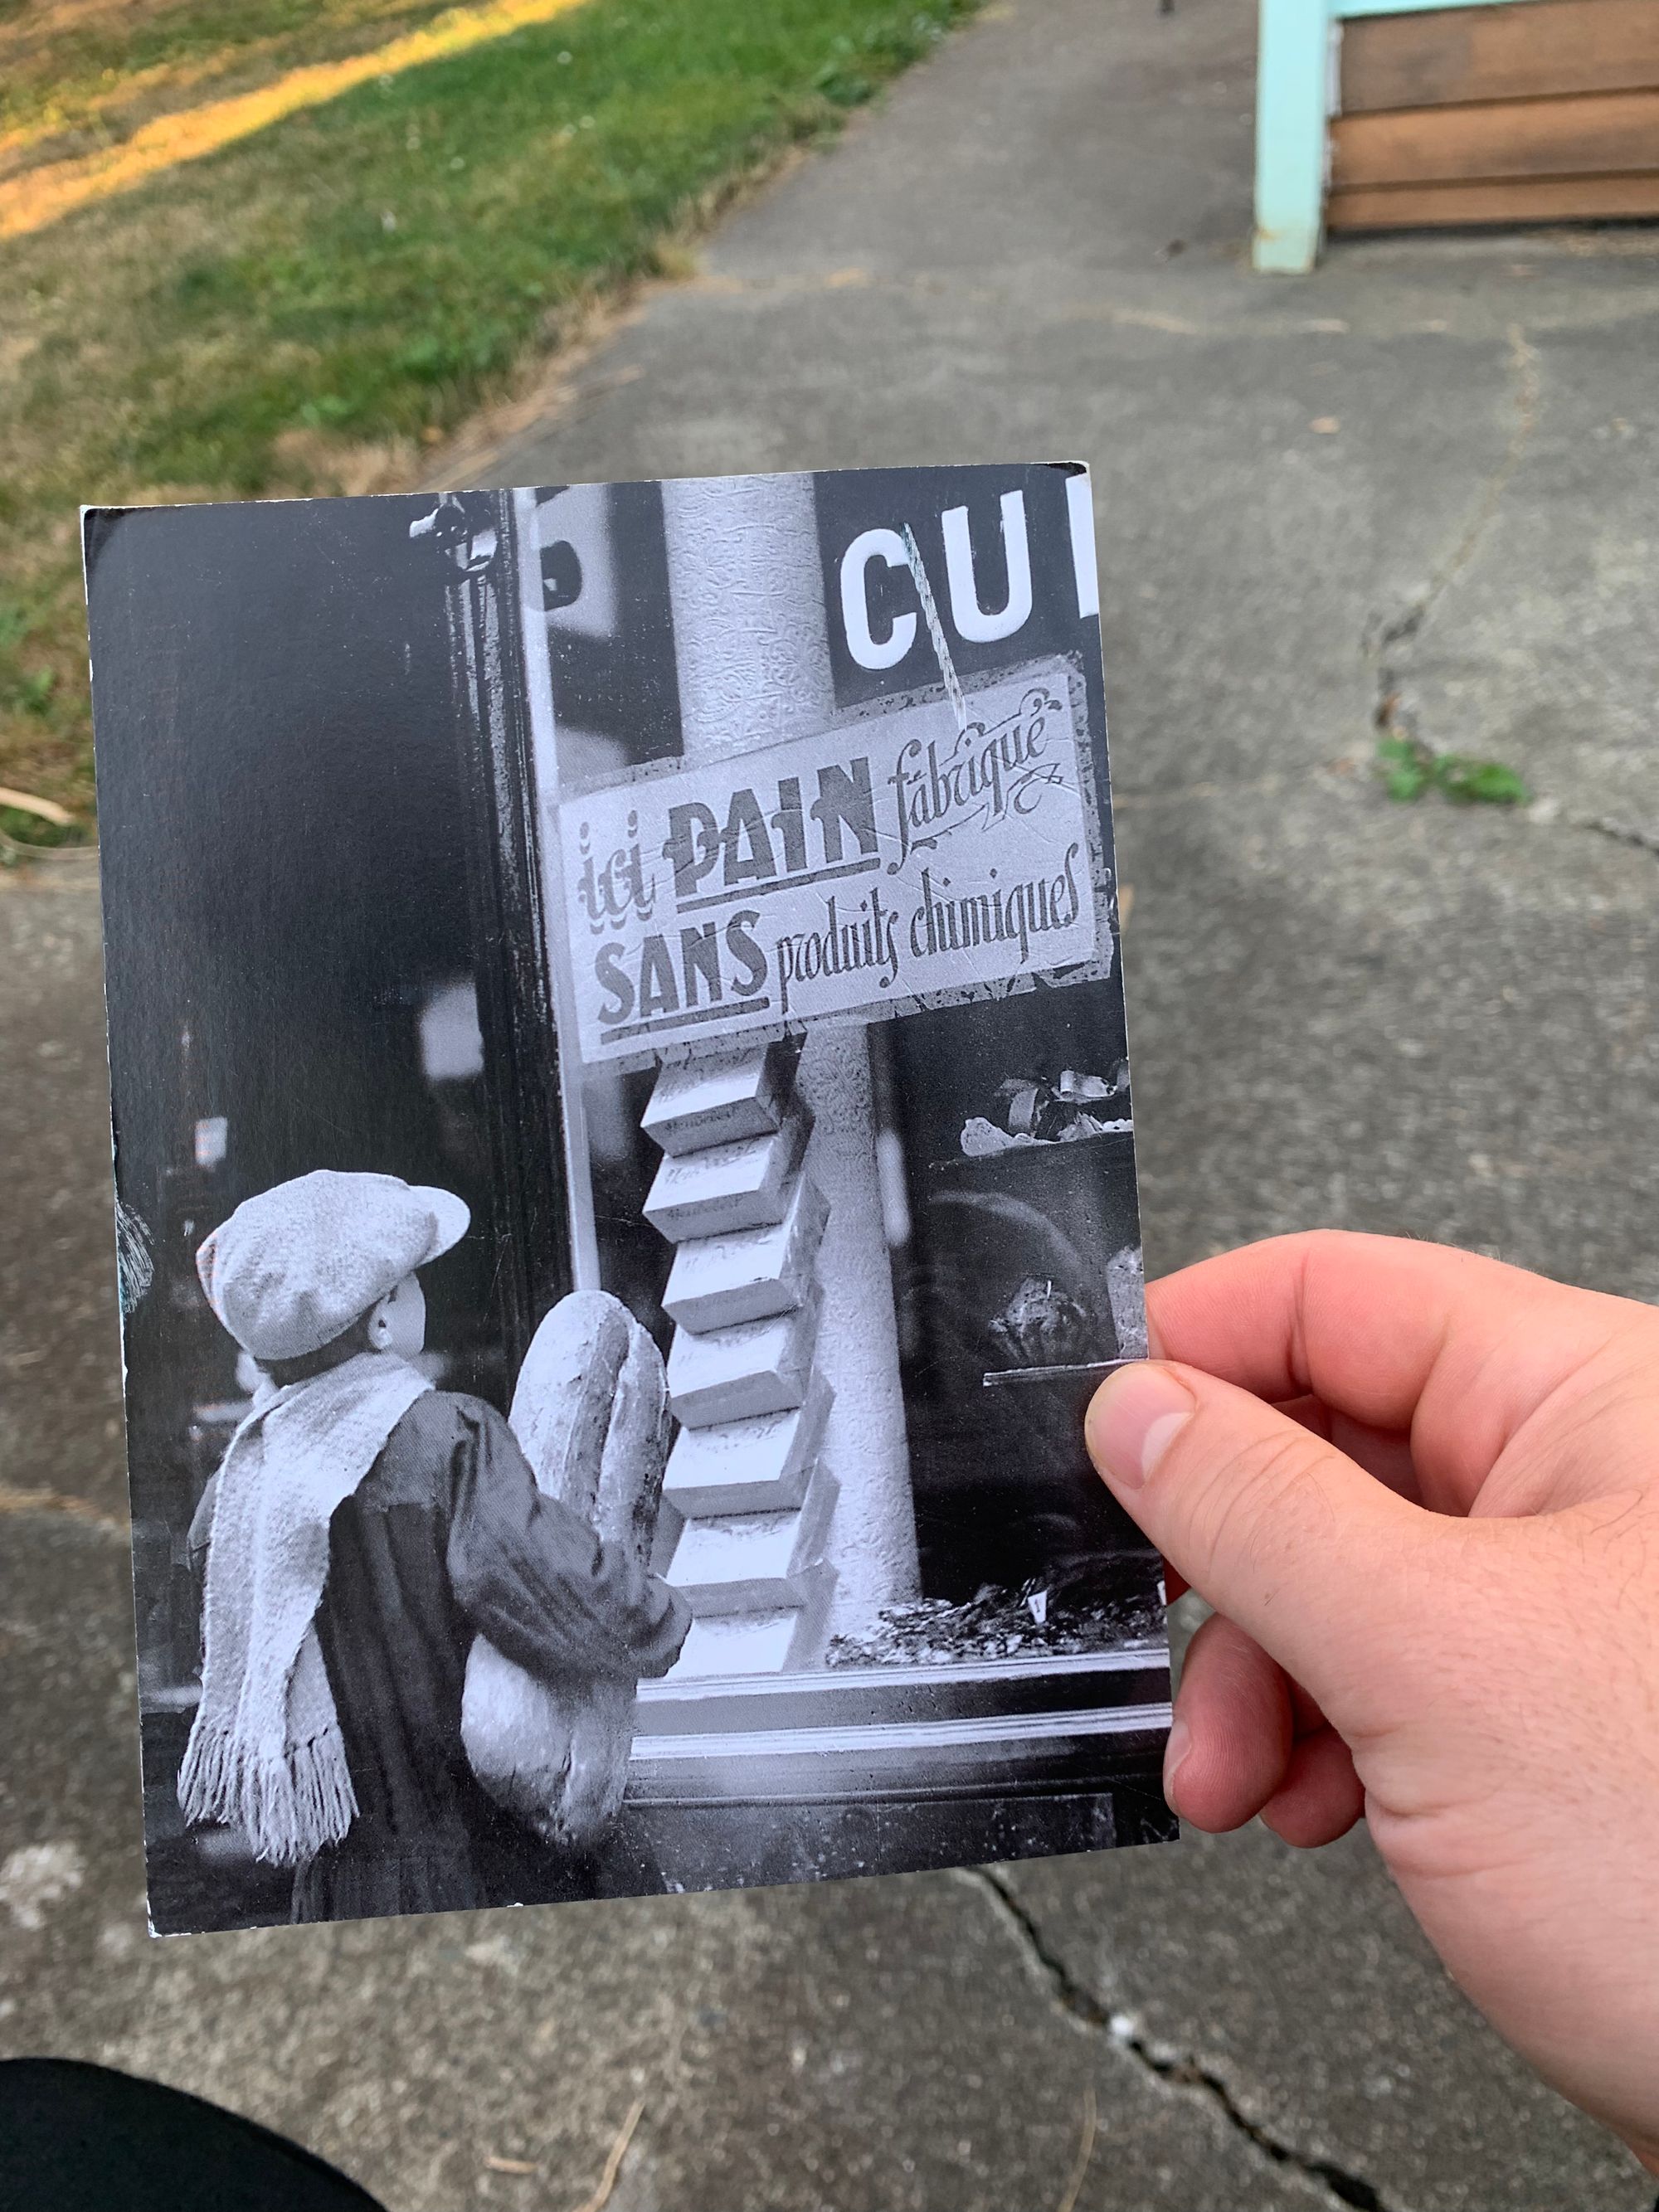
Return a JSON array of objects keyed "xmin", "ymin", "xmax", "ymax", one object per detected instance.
[
  {"xmin": 1087, "ymin": 1364, "xmax": 1195, "ymax": 1492},
  {"xmin": 1162, "ymin": 1715, "xmax": 1191, "ymax": 1801}
]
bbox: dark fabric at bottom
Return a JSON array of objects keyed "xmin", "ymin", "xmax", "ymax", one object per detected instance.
[{"xmin": 0, "ymin": 2059, "xmax": 384, "ymax": 2212}]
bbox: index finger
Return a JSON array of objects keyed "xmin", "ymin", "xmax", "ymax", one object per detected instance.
[{"xmin": 1146, "ymin": 1231, "xmax": 1631, "ymax": 1508}]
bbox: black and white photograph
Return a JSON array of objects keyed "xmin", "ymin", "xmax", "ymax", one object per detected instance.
[{"xmin": 85, "ymin": 461, "xmax": 1173, "ymax": 1937}]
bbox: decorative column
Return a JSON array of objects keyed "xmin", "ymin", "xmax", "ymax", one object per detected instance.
[
  {"xmin": 1253, "ymin": 0, "xmax": 1332, "ymax": 273},
  {"xmin": 647, "ymin": 472, "xmax": 920, "ymax": 1675}
]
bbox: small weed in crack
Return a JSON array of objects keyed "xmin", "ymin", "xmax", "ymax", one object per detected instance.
[{"xmin": 1374, "ymin": 699, "xmax": 1529, "ymax": 810}]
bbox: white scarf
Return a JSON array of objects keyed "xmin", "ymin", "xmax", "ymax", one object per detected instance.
[{"xmin": 178, "ymin": 1351, "xmax": 431, "ymax": 1865}]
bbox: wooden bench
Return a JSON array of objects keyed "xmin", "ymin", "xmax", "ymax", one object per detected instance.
[{"xmin": 1254, "ymin": 0, "xmax": 1659, "ymax": 270}]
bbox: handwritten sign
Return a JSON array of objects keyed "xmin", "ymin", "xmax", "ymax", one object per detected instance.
[{"xmin": 557, "ymin": 665, "xmax": 1098, "ymax": 1067}]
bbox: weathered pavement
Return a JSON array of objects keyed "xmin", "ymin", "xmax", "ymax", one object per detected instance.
[{"xmin": 3, "ymin": 0, "xmax": 1658, "ymax": 2204}]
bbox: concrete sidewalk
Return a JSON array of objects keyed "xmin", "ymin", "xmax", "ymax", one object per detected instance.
[{"xmin": 4, "ymin": 0, "xmax": 1658, "ymax": 2204}]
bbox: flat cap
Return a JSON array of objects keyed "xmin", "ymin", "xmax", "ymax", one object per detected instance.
[{"xmin": 196, "ymin": 1169, "xmax": 470, "ymax": 1362}]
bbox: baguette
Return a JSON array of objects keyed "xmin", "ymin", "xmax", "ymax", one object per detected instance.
[{"xmin": 461, "ymin": 1291, "xmax": 671, "ymax": 1851}]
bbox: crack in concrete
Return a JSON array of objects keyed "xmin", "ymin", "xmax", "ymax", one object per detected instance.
[
  {"xmin": 1371, "ymin": 323, "xmax": 1540, "ymax": 665},
  {"xmin": 1366, "ymin": 324, "xmax": 1540, "ymax": 794},
  {"xmin": 1572, "ymin": 812, "xmax": 1659, "ymax": 863},
  {"xmin": 961, "ymin": 1864, "xmax": 1402, "ymax": 2212}
]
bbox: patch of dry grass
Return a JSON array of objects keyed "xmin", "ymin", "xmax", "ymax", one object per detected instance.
[
  {"xmin": 0, "ymin": 0, "xmax": 982, "ymax": 839},
  {"xmin": 1, "ymin": 0, "xmax": 456, "ymax": 159}
]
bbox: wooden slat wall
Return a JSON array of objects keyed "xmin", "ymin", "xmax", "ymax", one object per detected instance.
[
  {"xmin": 1331, "ymin": 171, "xmax": 1659, "ymax": 227},
  {"xmin": 1337, "ymin": 87, "xmax": 1659, "ymax": 184},
  {"xmin": 1342, "ymin": 0, "xmax": 1659, "ymax": 112},
  {"xmin": 1328, "ymin": 0, "xmax": 1659, "ymax": 233}
]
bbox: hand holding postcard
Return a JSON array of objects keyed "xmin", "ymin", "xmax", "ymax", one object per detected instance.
[{"xmin": 84, "ymin": 462, "xmax": 1172, "ymax": 1934}]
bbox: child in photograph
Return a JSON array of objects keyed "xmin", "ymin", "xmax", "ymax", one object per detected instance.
[{"xmin": 180, "ymin": 1169, "xmax": 689, "ymax": 1923}]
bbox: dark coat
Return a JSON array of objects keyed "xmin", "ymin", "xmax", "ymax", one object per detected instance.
[{"xmin": 197, "ymin": 1390, "xmax": 688, "ymax": 1923}]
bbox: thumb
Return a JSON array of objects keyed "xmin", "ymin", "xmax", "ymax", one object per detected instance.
[{"xmin": 1087, "ymin": 1360, "xmax": 1442, "ymax": 1728}]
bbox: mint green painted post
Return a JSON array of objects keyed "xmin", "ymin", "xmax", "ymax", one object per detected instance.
[
  {"xmin": 1254, "ymin": 0, "xmax": 1333, "ymax": 273},
  {"xmin": 1254, "ymin": 0, "xmax": 1543, "ymax": 275}
]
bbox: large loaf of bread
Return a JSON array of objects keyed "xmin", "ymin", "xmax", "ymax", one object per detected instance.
[{"xmin": 460, "ymin": 1290, "xmax": 670, "ymax": 1851}]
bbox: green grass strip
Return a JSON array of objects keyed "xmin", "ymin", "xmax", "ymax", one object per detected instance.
[{"xmin": 0, "ymin": 0, "xmax": 982, "ymax": 829}]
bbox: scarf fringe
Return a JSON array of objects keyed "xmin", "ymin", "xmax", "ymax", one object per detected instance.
[
  {"xmin": 179, "ymin": 1705, "xmax": 360, "ymax": 1867},
  {"xmin": 178, "ymin": 1353, "xmax": 429, "ymax": 1868}
]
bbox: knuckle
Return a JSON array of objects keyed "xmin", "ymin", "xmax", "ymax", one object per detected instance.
[{"xmin": 1181, "ymin": 1421, "xmax": 1335, "ymax": 1578}]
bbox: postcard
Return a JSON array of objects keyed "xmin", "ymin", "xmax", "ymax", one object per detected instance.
[{"xmin": 84, "ymin": 463, "xmax": 1172, "ymax": 1933}]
